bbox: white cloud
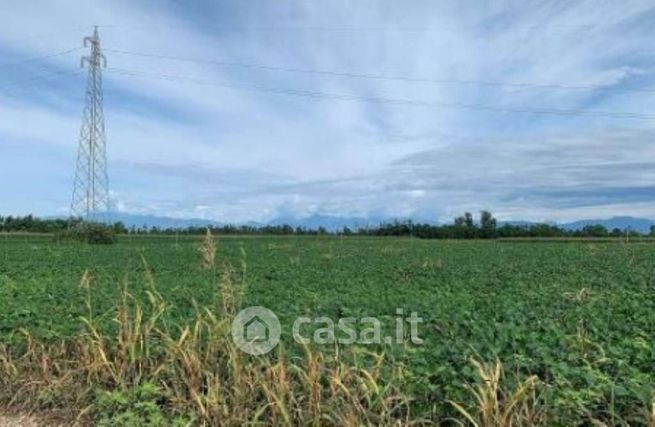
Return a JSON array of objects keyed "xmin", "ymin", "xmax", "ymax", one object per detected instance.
[{"xmin": 2, "ymin": 0, "xmax": 655, "ymax": 222}]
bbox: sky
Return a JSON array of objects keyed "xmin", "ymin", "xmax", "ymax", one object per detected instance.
[{"xmin": 1, "ymin": 0, "xmax": 655, "ymax": 224}]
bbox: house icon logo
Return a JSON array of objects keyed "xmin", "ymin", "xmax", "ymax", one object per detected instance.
[{"xmin": 231, "ymin": 306, "xmax": 281, "ymax": 355}]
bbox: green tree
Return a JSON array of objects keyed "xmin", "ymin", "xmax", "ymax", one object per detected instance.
[
  {"xmin": 452, "ymin": 212, "xmax": 476, "ymax": 238},
  {"xmin": 479, "ymin": 211, "xmax": 497, "ymax": 238},
  {"xmin": 580, "ymin": 225, "xmax": 608, "ymax": 237}
]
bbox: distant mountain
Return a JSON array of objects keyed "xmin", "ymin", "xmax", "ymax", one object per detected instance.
[
  {"xmin": 268, "ymin": 214, "xmax": 385, "ymax": 232},
  {"xmin": 106, "ymin": 212, "xmax": 385, "ymax": 231},
  {"xmin": 560, "ymin": 216, "xmax": 654, "ymax": 234},
  {"xmin": 105, "ymin": 212, "xmax": 222, "ymax": 229}
]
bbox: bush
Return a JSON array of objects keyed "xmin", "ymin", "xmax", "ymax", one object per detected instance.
[
  {"xmin": 55, "ymin": 222, "xmax": 117, "ymax": 244},
  {"xmin": 95, "ymin": 383, "xmax": 192, "ymax": 427}
]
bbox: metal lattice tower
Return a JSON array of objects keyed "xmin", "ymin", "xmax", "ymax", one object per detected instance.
[{"xmin": 70, "ymin": 26, "xmax": 110, "ymax": 221}]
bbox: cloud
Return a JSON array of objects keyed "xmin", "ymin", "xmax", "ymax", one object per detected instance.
[{"xmin": 1, "ymin": 0, "xmax": 655, "ymax": 222}]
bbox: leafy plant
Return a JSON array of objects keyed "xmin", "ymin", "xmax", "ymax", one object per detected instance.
[
  {"xmin": 55, "ymin": 222, "xmax": 117, "ymax": 245},
  {"xmin": 1, "ymin": 236, "xmax": 654, "ymax": 424},
  {"xmin": 95, "ymin": 383, "xmax": 182, "ymax": 427}
]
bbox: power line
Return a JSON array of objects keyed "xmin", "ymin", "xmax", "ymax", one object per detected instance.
[
  {"xmin": 97, "ymin": 23, "xmax": 598, "ymax": 33},
  {"xmin": 0, "ymin": 47, "xmax": 83, "ymax": 70},
  {"xmin": 2, "ymin": 27, "xmax": 89, "ymax": 45},
  {"xmin": 0, "ymin": 69, "xmax": 83, "ymax": 95},
  {"xmin": 104, "ymin": 47, "xmax": 655, "ymax": 94},
  {"xmin": 105, "ymin": 67, "xmax": 655, "ymax": 120}
]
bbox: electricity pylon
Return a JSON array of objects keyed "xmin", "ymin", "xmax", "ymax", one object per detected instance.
[{"xmin": 70, "ymin": 26, "xmax": 110, "ymax": 222}]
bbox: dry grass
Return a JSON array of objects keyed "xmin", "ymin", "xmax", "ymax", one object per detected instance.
[
  {"xmin": 0, "ymin": 410, "xmax": 74, "ymax": 427},
  {"xmin": 563, "ymin": 287, "xmax": 592, "ymax": 302},
  {"xmin": 0, "ymin": 414, "xmax": 40, "ymax": 427},
  {"xmin": 199, "ymin": 228, "xmax": 216, "ymax": 270},
  {"xmin": 448, "ymin": 358, "xmax": 544, "ymax": 427},
  {"xmin": 0, "ymin": 261, "xmax": 416, "ymax": 426}
]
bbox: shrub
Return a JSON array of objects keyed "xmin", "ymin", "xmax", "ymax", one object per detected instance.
[
  {"xmin": 55, "ymin": 222, "xmax": 117, "ymax": 245},
  {"xmin": 95, "ymin": 383, "xmax": 192, "ymax": 427}
]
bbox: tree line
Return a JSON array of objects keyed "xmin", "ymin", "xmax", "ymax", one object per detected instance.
[
  {"xmin": 0, "ymin": 215, "xmax": 126, "ymax": 234},
  {"xmin": 1, "ymin": 212, "xmax": 654, "ymax": 239}
]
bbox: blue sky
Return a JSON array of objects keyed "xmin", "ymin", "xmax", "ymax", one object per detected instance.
[{"xmin": 1, "ymin": 0, "xmax": 655, "ymax": 223}]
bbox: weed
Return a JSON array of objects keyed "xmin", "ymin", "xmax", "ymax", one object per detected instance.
[
  {"xmin": 448, "ymin": 358, "xmax": 545, "ymax": 426},
  {"xmin": 198, "ymin": 228, "xmax": 216, "ymax": 270}
]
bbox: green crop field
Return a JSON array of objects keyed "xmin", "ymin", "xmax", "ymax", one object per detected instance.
[{"xmin": 1, "ymin": 234, "xmax": 654, "ymax": 425}]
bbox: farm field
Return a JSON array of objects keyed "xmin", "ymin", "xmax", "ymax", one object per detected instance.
[{"xmin": 0, "ymin": 234, "xmax": 654, "ymax": 424}]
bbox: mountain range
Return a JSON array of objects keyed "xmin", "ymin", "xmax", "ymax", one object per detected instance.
[{"xmin": 558, "ymin": 216, "xmax": 654, "ymax": 233}]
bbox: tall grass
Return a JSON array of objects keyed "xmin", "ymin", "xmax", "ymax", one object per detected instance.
[
  {"xmin": 0, "ymin": 260, "xmax": 416, "ymax": 425},
  {"xmin": 199, "ymin": 228, "xmax": 217, "ymax": 270},
  {"xmin": 448, "ymin": 358, "xmax": 544, "ymax": 427}
]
